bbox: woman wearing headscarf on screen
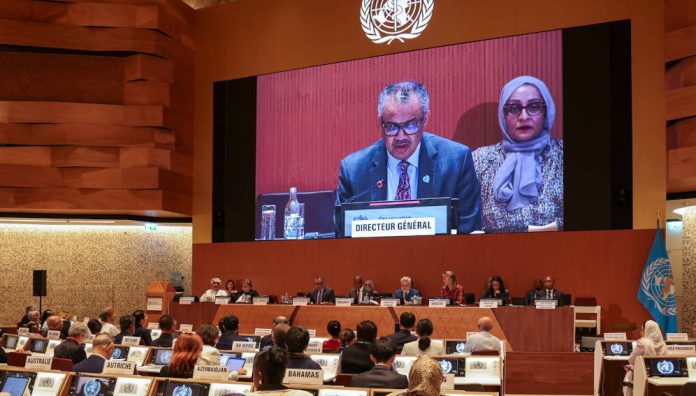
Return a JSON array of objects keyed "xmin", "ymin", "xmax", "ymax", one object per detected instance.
[
  {"xmin": 622, "ymin": 320, "xmax": 667, "ymax": 396},
  {"xmin": 472, "ymin": 76, "xmax": 563, "ymax": 233}
]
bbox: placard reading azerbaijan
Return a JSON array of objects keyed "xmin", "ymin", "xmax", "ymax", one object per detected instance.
[{"xmin": 345, "ymin": 206, "xmax": 447, "ymax": 237}]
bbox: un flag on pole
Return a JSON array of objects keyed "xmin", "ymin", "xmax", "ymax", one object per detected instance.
[{"xmin": 637, "ymin": 228, "xmax": 678, "ymax": 332}]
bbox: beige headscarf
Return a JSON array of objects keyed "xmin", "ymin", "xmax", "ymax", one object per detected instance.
[
  {"xmin": 639, "ymin": 320, "xmax": 667, "ymax": 356},
  {"xmin": 407, "ymin": 357, "xmax": 443, "ymax": 396}
]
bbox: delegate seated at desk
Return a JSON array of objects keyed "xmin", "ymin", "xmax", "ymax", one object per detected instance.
[
  {"xmin": 481, "ymin": 275, "xmax": 510, "ymax": 305},
  {"xmin": 335, "ymin": 80, "xmax": 482, "ymax": 234},
  {"xmin": 309, "ymin": 276, "xmax": 335, "ymax": 304},
  {"xmin": 200, "ymin": 277, "xmax": 227, "ymax": 302},
  {"xmin": 393, "ymin": 276, "xmax": 421, "ymax": 303},
  {"xmin": 461, "ymin": 317, "xmax": 501, "ymax": 353},
  {"xmin": 236, "ymin": 278, "xmax": 259, "ymax": 303},
  {"xmin": 623, "ymin": 320, "xmax": 667, "ymax": 396}
]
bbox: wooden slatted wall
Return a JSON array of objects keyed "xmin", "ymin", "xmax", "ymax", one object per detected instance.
[
  {"xmin": 666, "ymin": 0, "xmax": 696, "ymax": 193},
  {"xmin": 0, "ymin": 0, "xmax": 193, "ymax": 216}
]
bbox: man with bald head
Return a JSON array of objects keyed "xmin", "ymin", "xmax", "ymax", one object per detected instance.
[
  {"xmin": 461, "ymin": 316, "xmax": 501, "ymax": 353},
  {"xmin": 73, "ymin": 334, "xmax": 115, "ymax": 373},
  {"xmin": 310, "ymin": 276, "xmax": 335, "ymax": 304},
  {"xmin": 349, "ymin": 275, "xmax": 364, "ymax": 304},
  {"xmin": 259, "ymin": 316, "xmax": 290, "ymax": 349},
  {"xmin": 540, "ymin": 275, "xmax": 564, "ymax": 304},
  {"xmin": 41, "ymin": 315, "xmax": 65, "ymax": 339}
]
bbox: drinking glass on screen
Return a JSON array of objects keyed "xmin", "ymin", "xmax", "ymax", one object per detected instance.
[{"xmin": 260, "ymin": 205, "xmax": 276, "ymax": 240}]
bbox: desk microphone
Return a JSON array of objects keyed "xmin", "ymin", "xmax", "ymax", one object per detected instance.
[{"xmin": 345, "ymin": 180, "xmax": 384, "ymax": 203}]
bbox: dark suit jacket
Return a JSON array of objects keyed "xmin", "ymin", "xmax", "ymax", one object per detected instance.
[
  {"xmin": 527, "ymin": 289, "xmax": 564, "ymax": 305},
  {"xmin": 392, "ymin": 288, "xmax": 421, "ymax": 302},
  {"xmin": 151, "ymin": 332, "xmax": 174, "ymax": 348},
  {"xmin": 336, "ymin": 133, "xmax": 482, "ymax": 233},
  {"xmin": 216, "ymin": 331, "xmax": 249, "ymax": 350},
  {"xmin": 310, "ymin": 287, "xmax": 335, "ymax": 304},
  {"xmin": 113, "ymin": 331, "xmax": 131, "ymax": 345},
  {"xmin": 526, "ymin": 289, "xmax": 540, "ymax": 306},
  {"xmin": 481, "ymin": 289, "xmax": 510, "ymax": 305},
  {"xmin": 0, "ymin": 346, "xmax": 6, "ymax": 364},
  {"xmin": 351, "ymin": 365, "xmax": 408, "ymax": 389},
  {"xmin": 388, "ymin": 330, "xmax": 417, "ymax": 349},
  {"xmin": 259, "ymin": 334, "xmax": 274, "ymax": 349},
  {"xmin": 348, "ymin": 287, "xmax": 376, "ymax": 304},
  {"xmin": 340, "ymin": 342, "xmax": 374, "ymax": 374},
  {"xmin": 134, "ymin": 326, "xmax": 152, "ymax": 345},
  {"xmin": 53, "ymin": 339, "xmax": 87, "ymax": 364},
  {"xmin": 287, "ymin": 353, "xmax": 322, "ymax": 370},
  {"xmin": 72, "ymin": 354, "xmax": 107, "ymax": 373}
]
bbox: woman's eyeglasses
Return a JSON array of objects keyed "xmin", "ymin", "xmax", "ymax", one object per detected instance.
[{"xmin": 504, "ymin": 101, "xmax": 545, "ymax": 117}]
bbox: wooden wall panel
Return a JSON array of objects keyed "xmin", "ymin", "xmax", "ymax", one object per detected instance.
[
  {"xmin": 256, "ymin": 30, "xmax": 563, "ymax": 195},
  {"xmin": 193, "ymin": 229, "xmax": 655, "ymax": 334},
  {"xmin": 0, "ymin": 0, "xmax": 193, "ymax": 216}
]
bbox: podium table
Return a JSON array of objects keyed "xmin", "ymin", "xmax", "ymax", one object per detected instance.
[{"xmin": 169, "ymin": 304, "xmax": 574, "ymax": 352}]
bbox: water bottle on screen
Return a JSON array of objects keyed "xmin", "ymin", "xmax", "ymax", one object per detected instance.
[{"xmin": 284, "ymin": 187, "xmax": 305, "ymax": 239}]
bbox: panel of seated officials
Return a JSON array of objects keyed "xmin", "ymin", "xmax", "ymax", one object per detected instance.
[
  {"xmin": 195, "ymin": 275, "xmax": 569, "ymax": 308},
  {"xmin": 0, "ymin": 314, "xmax": 504, "ymax": 396}
]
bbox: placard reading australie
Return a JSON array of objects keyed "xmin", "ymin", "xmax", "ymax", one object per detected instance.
[{"xmin": 352, "ymin": 217, "xmax": 436, "ymax": 238}]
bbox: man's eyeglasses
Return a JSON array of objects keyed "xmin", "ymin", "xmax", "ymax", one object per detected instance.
[
  {"xmin": 503, "ymin": 101, "xmax": 545, "ymax": 117},
  {"xmin": 381, "ymin": 120, "xmax": 422, "ymax": 136}
]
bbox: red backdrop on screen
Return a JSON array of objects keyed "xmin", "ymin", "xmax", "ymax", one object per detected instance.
[{"xmin": 256, "ymin": 30, "xmax": 563, "ymax": 195}]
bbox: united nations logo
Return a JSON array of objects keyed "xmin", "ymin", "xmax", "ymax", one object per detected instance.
[
  {"xmin": 119, "ymin": 382, "xmax": 137, "ymax": 394},
  {"xmin": 112, "ymin": 348, "xmax": 122, "ymax": 359},
  {"xmin": 83, "ymin": 379, "xmax": 102, "ymax": 396},
  {"xmin": 610, "ymin": 343, "xmax": 624, "ymax": 354},
  {"xmin": 161, "ymin": 350, "xmax": 172, "ymax": 363},
  {"xmin": 455, "ymin": 343, "xmax": 465, "ymax": 353},
  {"xmin": 360, "ymin": 0, "xmax": 435, "ymax": 44},
  {"xmin": 657, "ymin": 360, "xmax": 675, "ymax": 375},
  {"xmin": 471, "ymin": 361, "xmax": 487, "ymax": 370},
  {"xmin": 439, "ymin": 360, "xmax": 452, "ymax": 374},
  {"xmin": 640, "ymin": 257, "xmax": 677, "ymax": 316},
  {"xmin": 173, "ymin": 384, "xmax": 193, "ymax": 396},
  {"xmin": 39, "ymin": 377, "xmax": 54, "ymax": 388}
]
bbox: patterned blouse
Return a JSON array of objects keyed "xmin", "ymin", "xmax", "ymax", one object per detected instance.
[
  {"xmin": 440, "ymin": 284, "xmax": 464, "ymax": 305},
  {"xmin": 472, "ymin": 139, "xmax": 564, "ymax": 233}
]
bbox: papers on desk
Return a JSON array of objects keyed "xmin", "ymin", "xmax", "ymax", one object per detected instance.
[
  {"xmin": 310, "ymin": 354, "xmax": 340, "ymax": 382},
  {"xmin": 208, "ymin": 383, "xmax": 252, "ymax": 396}
]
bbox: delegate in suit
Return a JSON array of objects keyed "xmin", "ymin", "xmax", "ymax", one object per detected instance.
[{"xmin": 336, "ymin": 80, "xmax": 482, "ymax": 234}]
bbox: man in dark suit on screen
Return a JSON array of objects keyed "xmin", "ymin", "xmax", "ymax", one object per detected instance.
[
  {"xmin": 351, "ymin": 337, "xmax": 408, "ymax": 389},
  {"xmin": 336, "ymin": 80, "xmax": 482, "ymax": 234}
]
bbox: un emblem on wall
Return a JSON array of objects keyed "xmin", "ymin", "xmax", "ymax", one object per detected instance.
[{"xmin": 361, "ymin": 0, "xmax": 434, "ymax": 44}]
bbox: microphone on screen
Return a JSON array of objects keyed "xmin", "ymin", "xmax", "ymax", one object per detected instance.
[{"xmin": 344, "ymin": 179, "xmax": 385, "ymax": 203}]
